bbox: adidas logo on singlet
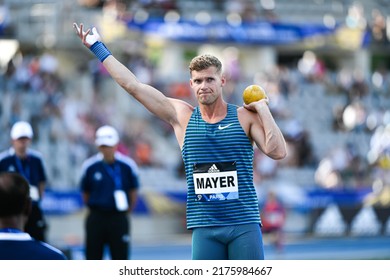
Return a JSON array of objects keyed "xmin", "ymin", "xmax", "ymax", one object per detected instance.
[{"xmin": 208, "ymin": 164, "xmax": 220, "ymax": 173}]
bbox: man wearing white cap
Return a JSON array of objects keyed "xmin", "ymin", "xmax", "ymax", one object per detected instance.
[
  {"xmin": 0, "ymin": 121, "xmax": 48, "ymax": 242},
  {"xmin": 79, "ymin": 125, "xmax": 140, "ymax": 260}
]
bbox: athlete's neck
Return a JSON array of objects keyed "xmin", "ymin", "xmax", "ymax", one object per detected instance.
[{"xmin": 200, "ymin": 101, "xmax": 227, "ymax": 124}]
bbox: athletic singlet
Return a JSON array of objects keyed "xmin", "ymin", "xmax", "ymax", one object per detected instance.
[{"xmin": 182, "ymin": 103, "xmax": 261, "ymax": 229}]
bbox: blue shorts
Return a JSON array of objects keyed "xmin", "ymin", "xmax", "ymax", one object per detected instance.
[{"xmin": 191, "ymin": 223, "xmax": 264, "ymax": 260}]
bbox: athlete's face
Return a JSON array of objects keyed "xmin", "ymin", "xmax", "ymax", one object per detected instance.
[{"xmin": 190, "ymin": 66, "xmax": 226, "ymax": 105}]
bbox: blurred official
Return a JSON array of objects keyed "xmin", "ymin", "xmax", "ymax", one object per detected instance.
[
  {"xmin": 80, "ymin": 125, "xmax": 140, "ymax": 260},
  {"xmin": 0, "ymin": 121, "xmax": 48, "ymax": 242}
]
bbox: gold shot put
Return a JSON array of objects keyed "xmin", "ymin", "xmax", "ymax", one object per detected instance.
[{"xmin": 243, "ymin": 84, "xmax": 267, "ymax": 105}]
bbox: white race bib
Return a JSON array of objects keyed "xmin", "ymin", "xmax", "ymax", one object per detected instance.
[{"xmin": 193, "ymin": 162, "xmax": 238, "ymax": 201}]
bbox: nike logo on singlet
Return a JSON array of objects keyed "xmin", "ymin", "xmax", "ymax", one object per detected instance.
[{"xmin": 218, "ymin": 124, "xmax": 233, "ymax": 130}]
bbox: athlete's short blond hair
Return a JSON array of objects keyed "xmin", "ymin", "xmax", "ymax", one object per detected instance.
[{"xmin": 189, "ymin": 54, "xmax": 222, "ymax": 75}]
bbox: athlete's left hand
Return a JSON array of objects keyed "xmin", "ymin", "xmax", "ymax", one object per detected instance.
[{"xmin": 243, "ymin": 97, "xmax": 269, "ymax": 112}]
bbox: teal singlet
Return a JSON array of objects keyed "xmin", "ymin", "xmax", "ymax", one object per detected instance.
[{"xmin": 182, "ymin": 103, "xmax": 261, "ymax": 229}]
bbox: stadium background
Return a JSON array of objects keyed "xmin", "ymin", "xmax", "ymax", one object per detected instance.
[{"xmin": 0, "ymin": 0, "xmax": 389, "ymax": 259}]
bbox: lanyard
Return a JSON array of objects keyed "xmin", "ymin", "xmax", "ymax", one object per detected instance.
[
  {"xmin": 102, "ymin": 162, "xmax": 122, "ymax": 190},
  {"xmin": 14, "ymin": 156, "xmax": 30, "ymax": 183}
]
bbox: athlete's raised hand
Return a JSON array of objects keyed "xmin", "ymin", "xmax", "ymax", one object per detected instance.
[
  {"xmin": 73, "ymin": 23, "xmax": 111, "ymax": 62},
  {"xmin": 73, "ymin": 23, "xmax": 101, "ymax": 48}
]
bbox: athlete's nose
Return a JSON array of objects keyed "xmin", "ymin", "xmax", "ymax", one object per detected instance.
[{"xmin": 200, "ymin": 79, "xmax": 209, "ymax": 89}]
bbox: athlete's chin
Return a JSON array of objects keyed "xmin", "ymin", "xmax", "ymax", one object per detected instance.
[{"xmin": 198, "ymin": 97, "xmax": 214, "ymax": 105}]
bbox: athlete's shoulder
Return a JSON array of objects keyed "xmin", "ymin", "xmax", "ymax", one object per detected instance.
[
  {"xmin": 170, "ymin": 97, "xmax": 195, "ymax": 111},
  {"xmin": 237, "ymin": 105, "xmax": 257, "ymax": 119}
]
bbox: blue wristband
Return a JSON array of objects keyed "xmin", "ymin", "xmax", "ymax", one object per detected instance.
[{"xmin": 90, "ymin": 41, "xmax": 112, "ymax": 62}]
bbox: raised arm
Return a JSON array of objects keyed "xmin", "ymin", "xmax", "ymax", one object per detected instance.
[{"xmin": 73, "ymin": 23, "xmax": 191, "ymax": 129}]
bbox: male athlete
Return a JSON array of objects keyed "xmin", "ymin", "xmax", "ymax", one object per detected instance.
[{"xmin": 73, "ymin": 23, "xmax": 286, "ymax": 259}]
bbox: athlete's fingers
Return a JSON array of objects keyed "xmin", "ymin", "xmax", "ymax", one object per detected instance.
[{"xmin": 73, "ymin": 23, "xmax": 79, "ymax": 34}]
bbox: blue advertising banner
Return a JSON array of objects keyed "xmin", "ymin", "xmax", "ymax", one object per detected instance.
[
  {"xmin": 40, "ymin": 189, "xmax": 187, "ymax": 215},
  {"xmin": 125, "ymin": 19, "xmax": 337, "ymax": 45},
  {"xmin": 41, "ymin": 190, "xmax": 84, "ymax": 215},
  {"xmin": 306, "ymin": 187, "xmax": 372, "ymax": 208},
  {"xmin": 40, "ymin": 187, "xmax": 373, "ymax": 215}
]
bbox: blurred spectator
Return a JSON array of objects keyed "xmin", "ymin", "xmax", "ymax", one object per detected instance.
[
  {"xmin": 127, "ymin": 55, "xmax": 153, "ymax": 84},
  {"xmin": 0, "ymin": 3, "xmax": 11, "ymax": 36},
  {"xmin": 371, "ymin": 66, "xmax": 390, "ymax": 109},
  {"xmin": 277, "ymin": 65, "xmax": 295, "ymax": 98},
  {"xmin": 297, "ymin": 51, "xmax": 326, "ymax": 82},
  {"xmin": 134, "ymin": 139, "xmax": 153, "ymax": 166},
  {"xmin": 348, "ymin": 70, "xmax": 369, "ymax": 102},
  {"xmin": 2, "ymin": 2, "xmax": 390, "ymax": 196},
  {"xmin": 295, "ymin": 130, "xmax": 316, "ymax": 167},
  {"xmin": 169, "ymin": 82, "xmax": 193, "ymax": 102},
  {"xmin": 336, "ymin": 68, "xmax": 353, "ymax": 94},
  {"xmin": 332, "ymin": 103, "xmax": 347, "ymax": 131},
  {"xmin": 0, "ymin": 172, "xmax": 67, "ymax": 260},
  {"xmin": 368, "ymin": 124, "xmax": 390, "ymax": 178},
  {"xmin": 369, "ymin": 9, "xmax": 388, "ymax": 44},
  {"xmin": 0, "ymin": 121, "xmax": 49, "ymax": 242},
  {"xmin": 315, "ymin": 142, "xmax": 367, "ymax": 189},
  {"xmin": 254, "ymin": 148, "xmax": 278, "ymax": 182},
  {"xmin": 261, "ymin": 190, "xmax": 286, "ymax": 252},
  {"xmin": 39, "ymin": 52, "xmax": 58, "ymax": 74},
  {"xmin": 267, "ymin": 81, "xmax": 291, "ymax": 120},
  {"xmin": 281, "ymin": 119, "xmax": 315, "ymax": 167},
  {"xmin": 342, "ymin": 100, "xmax": 367, "ymax": 132}
]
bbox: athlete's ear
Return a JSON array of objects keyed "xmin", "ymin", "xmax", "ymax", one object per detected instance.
[
  {"xmin": 220, "ymin": 75, "xmax": 226, "ymax": 87},
  {"xmin": 189, "ymin": 78, "xmax": 193, "ymax": 87}
]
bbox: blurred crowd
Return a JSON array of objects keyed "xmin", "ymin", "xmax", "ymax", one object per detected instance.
[
  {"xmin": 251, "ymin": 51, "xmax": 390, "ymax": 194},
  {"xmin": 1, "ymin": 47, "xmax": 389, "ymax": 195},
  {"xmin": 0, "ymin": 0, "xmax": 390, "ymax": 196}
]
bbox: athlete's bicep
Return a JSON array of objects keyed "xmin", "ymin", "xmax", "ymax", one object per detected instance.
[
  {"xmin": 238, "ymin": 108, "xmax": 266, "ymax": 153},
  {"xmin": 249, "ymin": 118, "xmax": 267, "ymax": 152},
  {"xmin": 129, "ymin": 83, "xmax": 176, "ymax": 121},
  {"xmin": 169, "ymin": 99, "xmax": 194, "ymax": 149}
]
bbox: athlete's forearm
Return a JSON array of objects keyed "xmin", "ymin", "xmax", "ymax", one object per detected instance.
[
  {"xmin": 102, "ymin": 55, "xmax": 178, "ymax": 124},
  {"xmin": 102, "ymin": 55, "xmax": 140, "ymax": 95}
]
